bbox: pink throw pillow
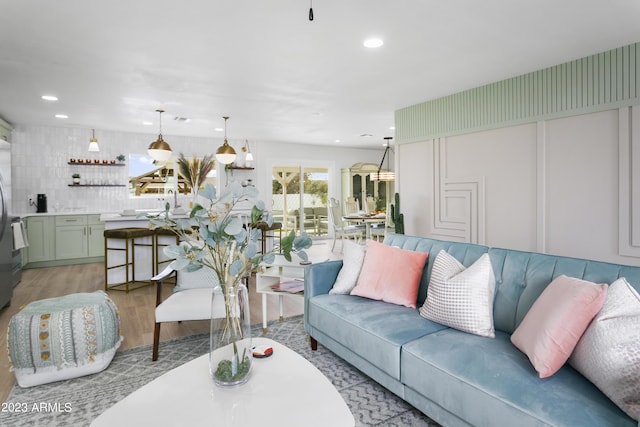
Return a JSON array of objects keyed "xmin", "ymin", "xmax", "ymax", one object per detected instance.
[
  {"xmin": 350, "ymin": 240, "xmax": 428, "ymax": 308},
  {"xmin": 510, "ymin": 275, "xmax": 608, "ymax": 378}
]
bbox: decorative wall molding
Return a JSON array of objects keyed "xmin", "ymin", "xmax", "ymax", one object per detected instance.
[
  {"xmin": 431, "ymin": 139, "xmax": 485, "ymax": 244},
  {"xmin": 536, "ymin": 121, "xmax": 546, "ymax": 253},
  {"xmin": 619, "ymin": 106, "xmax": 640, "ymax": 257},
  {"xmin": 396, "ymin": 43, "xmax": 640, "ymax": 144}
]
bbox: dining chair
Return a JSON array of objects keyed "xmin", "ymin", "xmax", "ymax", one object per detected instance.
[
  {"xmin": 370, "ymin": 203, "xmax": 394, "ymax": 242},
  {"xmin": 328, "ymin": 198, "xmax": 365, "ymax": 251},
  {"xmin": 365, "ymin": 196, "xmax": 376, "ymax": 214},
  {"xmin": 344, "ymin": 197, "xmax": 359, "ymax": 215}
]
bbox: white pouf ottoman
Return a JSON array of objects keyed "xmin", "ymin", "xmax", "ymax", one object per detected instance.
[{"xmin": 7, "ymin": 290, "xmax": 123, "ymax": 387}]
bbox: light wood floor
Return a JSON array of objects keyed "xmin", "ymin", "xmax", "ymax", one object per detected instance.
[{"xmin": 0, "ymin": 239, "xmax": 341, "ymax": 402}]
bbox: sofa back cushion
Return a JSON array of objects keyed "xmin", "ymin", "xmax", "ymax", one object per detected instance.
[
  {"xmin": 488, "ymin": 248, "xmax": 640, "ymax": 334},
  {"xmin": 383, "ymin": 234, "xmax": 640, "ymax": 335}
]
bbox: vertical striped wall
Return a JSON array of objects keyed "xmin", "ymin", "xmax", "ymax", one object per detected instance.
[{"xmin": 396, "ymin": 42, "xmax": 640, "ymax": 143}]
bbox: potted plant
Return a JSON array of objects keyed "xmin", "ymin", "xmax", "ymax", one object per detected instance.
[
  {"xmin": 148, "ymin": 182, "xmax": 312, "ymax": 386},
  {"xmin": 72, "ymin": 173, "xmax": 81, "ymax": 185},
  {"xmin": 116, "ymin": 154, "xmax": 126, "ymax": 164}
]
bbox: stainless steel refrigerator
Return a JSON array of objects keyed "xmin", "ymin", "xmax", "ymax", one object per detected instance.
[{"xmin": 0, "ymin": 139, "xmax": 13, "ymax": 310}]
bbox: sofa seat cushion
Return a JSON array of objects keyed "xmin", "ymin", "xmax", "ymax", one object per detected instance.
[
  {"xmin": 401, "ymin": 329, "xmax": 635, "ymax": 427},
  {"xmin": 308, "ymin": 294, "xmax": 448, "ymax": 380}
]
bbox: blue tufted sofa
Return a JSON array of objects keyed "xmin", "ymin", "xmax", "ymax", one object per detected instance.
[{"xmin": 304, "ymin": 234, "xmax": 639, "ymax": 427}]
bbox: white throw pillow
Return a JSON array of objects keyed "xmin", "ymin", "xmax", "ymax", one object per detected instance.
[
  {"xmin": 419, "ymin": 250, "xmax": 496, "ymax": 338},
  {"xmin": 569, "ymin": 277, "xmax": 640, "ymax": 420},
  {"xmin": 174, "ymin": 267, "xmax": 220, "ymax": 292},
  {"xmin": 330, "ymin": 240, "xmax": 366, "ymax": 295}
]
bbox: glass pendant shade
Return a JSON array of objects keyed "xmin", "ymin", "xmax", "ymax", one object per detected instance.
[
  {"xmin": 215, "ymin": 142, "xmax": 236, "ymax": 164},
  {"xmin": 88, "ymin": 129, "xmax": 100, "ymax": 152},
  {"xmin": 147, "ymin": 109, "xmax": 172, "ymax": 161},
  {"xmin": 370, "ymin": 171, "xmax": 395, "ymax": 181},
  {"xmin": 215, "ymin": 116, "xmax": 237, "ymax": 165},
  {"xmin": 370, "ymin": 138, "xmax": 395, "ymax": 182},
  {"xmin": 243, "ymin": 140, "xmax": 254, "ymax": 162},
  {"xmin": 148, "ymin": 135, "xmax": 173, "ymax": 161}
]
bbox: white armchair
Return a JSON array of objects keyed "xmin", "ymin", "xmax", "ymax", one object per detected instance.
[{"xmin": 151, "ymin": 266, "xmax": 225, "ymax": 361}]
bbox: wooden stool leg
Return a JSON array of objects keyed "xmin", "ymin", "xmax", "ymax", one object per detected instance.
[{"xmin": 104, "ymin": 238, "xmax": 108, "ymax": 291}]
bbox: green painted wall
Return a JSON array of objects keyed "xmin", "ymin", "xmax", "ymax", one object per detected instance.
[{"xmin": 396, "ymin": 42, "xmax": 640, "ymax": 143}]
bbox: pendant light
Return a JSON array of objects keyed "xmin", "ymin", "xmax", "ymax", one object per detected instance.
[
  {"xmin": 148, "ymin": 109, "xmax": 173, "ymax": 161},
  {"xmin": 215, "ymin": 116, "xmax": 237, "ymax": 165},
  {"xmin": 88, "ymin": 129, "xmax": 100, "ymax": 152},
  {"xmin": 242, "ymin": 139, "xmax": 254, "ymax": 162},
  {"xmin": 370, "ymin": 137, "xmax": 395, "ymax": 181}
]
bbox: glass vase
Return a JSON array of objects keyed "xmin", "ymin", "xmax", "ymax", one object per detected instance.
[{"xmin": 209, "ymin": 282, "xmax": 252, "ymax": 386}]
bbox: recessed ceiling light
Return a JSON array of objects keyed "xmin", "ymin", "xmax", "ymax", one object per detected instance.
[
  {"xmin": 389, "ymin": 126, "xmax": 396, "ymax": 130},
  {"xmin": 143, "ymin": 121, "xmax": 153, "ymax": 126},
  {"xmin": 214, "ymin": 128, "xmax": 224, "ymax": 132},
  {"xmin": 41, "ymin": 95, "xmax": 58, "ymax": 101},
  {"xmin": 363, "ymin": 38, "xmax": 383, "ymax": 48},
  {"xmin": 335, "ymin": 139, "xmax": 341, "ymax": 143},
  {"xmin": 55, "ymin": 114, "xmax": 68, "ymax": 119}
]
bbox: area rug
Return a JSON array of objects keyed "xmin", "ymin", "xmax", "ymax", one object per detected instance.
[{"xmin": 1, "ymin": 316, "xmax": 440, "ymax": 426}]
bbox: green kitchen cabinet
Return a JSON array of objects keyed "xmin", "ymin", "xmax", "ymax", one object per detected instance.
[
  {"xmin": 24, "ymin": 214, "xmax": 105, "ymax": 267},
  {"xmin": 55, "ymin": 215, "xmax": 88, "ymax": 260},
  {"xmin": 25, "ymin": 216, "xmax": 55, "ymax": 263},
  {"xmin": 87, "ymin": 214, "xmax": 105, "ymax": 257},
  {"xmin": 55, "ymin": 215, "xmax": 105, "ymax": 260}
]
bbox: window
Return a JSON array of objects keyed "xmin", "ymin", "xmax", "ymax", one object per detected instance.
[{"xmin": 128, "ymin": 154, "xmax": 217, "ymax": 197}]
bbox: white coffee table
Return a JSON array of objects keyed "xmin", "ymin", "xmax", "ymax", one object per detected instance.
[{"xmin": 91, "ymin": 338, "xmax": 354, "ymax": 427}]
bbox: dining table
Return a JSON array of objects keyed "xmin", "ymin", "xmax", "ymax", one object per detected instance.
[{"xmin": 342, "ymin": 213, "xmax": 387, "ymax": 239}]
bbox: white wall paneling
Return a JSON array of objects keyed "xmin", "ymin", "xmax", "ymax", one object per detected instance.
[
  {"xmin": 544, "ymin": 110, "xmax": 620, "ymax": 263},
  {"xmin": 398, "ymin": 108, "xmax": 640, "ymax": 266},
  {"xmin": 431, "ymin": 138, "xmax": 484, "ymax": 244},
  {"xmin": 397, "ymin": 141, "xmax": 431, "ymax": 237},
  {"xmin": 619, "ymin": 106, "xmax": 640, "ymax": 257},
  {"xmin": 396, "ymin": 42, "xmax": 640, "ymax": 265}
]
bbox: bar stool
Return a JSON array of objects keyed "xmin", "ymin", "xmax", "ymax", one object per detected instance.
[
  {"xmin": 256, "ymin": 221, "xmax": 282, "ymax": 254},
  {"xmin": 154, "ymin": 228, "xmax": 179, "ymax": 277},
  {"xmin": 104, "ymin": 227, "xmax": 155, "ymax": 292}
]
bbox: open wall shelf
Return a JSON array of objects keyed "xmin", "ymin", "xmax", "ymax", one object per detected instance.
[
  {"xmin": 68, "ymin": 162, "xmax": 125, "ymax": 167},
  {"xmin": 68, "ymin": 184, "xmax": 126, "ymax": 187}
]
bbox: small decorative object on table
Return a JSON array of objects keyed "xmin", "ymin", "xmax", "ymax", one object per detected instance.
[{"xmin": 148, "ymin": 181, "xmax": 311, "ymax": 387}]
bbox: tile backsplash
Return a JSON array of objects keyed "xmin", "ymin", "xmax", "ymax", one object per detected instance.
[{"xmin": 11, "ymin": 124, "xmax": 221, "ymax": 214}]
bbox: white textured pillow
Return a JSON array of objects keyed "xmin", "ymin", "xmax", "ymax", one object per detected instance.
[
  {"xmin": 419, "ymin": 250, "xmax": 496, "ymax": 338},
  {"xmin": 569, "ymin": 277, "xmax": 640, "ymax": 421},
  {"xmin": 330, "ymin": 240, "xmax": 366, "ymax": 294},
  {"xmin": 174, "ymin": 267, "xmax": 219, "ymax": 292}
]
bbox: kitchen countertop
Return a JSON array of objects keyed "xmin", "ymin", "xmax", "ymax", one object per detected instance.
[
  {"xmin": 19, "ymin": 208, "xmax": 256, "ymax": 222},
  {"xmin": 17, "ymin": 210, "xmax": 170, "ymax": 220},
  {"xmin": 17, "ymin": 211, "xmax": 107, "ymax": 218},
  {"xmin": 100, "ymin": 211, "xmax": 189, "ymax": 222}
]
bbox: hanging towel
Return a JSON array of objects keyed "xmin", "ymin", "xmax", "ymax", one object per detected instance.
[{"xmin": 12, "ymin": 220, "xmax": 28, "ymax": 250}]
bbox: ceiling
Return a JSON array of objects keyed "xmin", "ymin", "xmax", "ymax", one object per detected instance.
[{"xmin": 1, "ymin": 1, "xmax": 640, "ymax": 149}]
